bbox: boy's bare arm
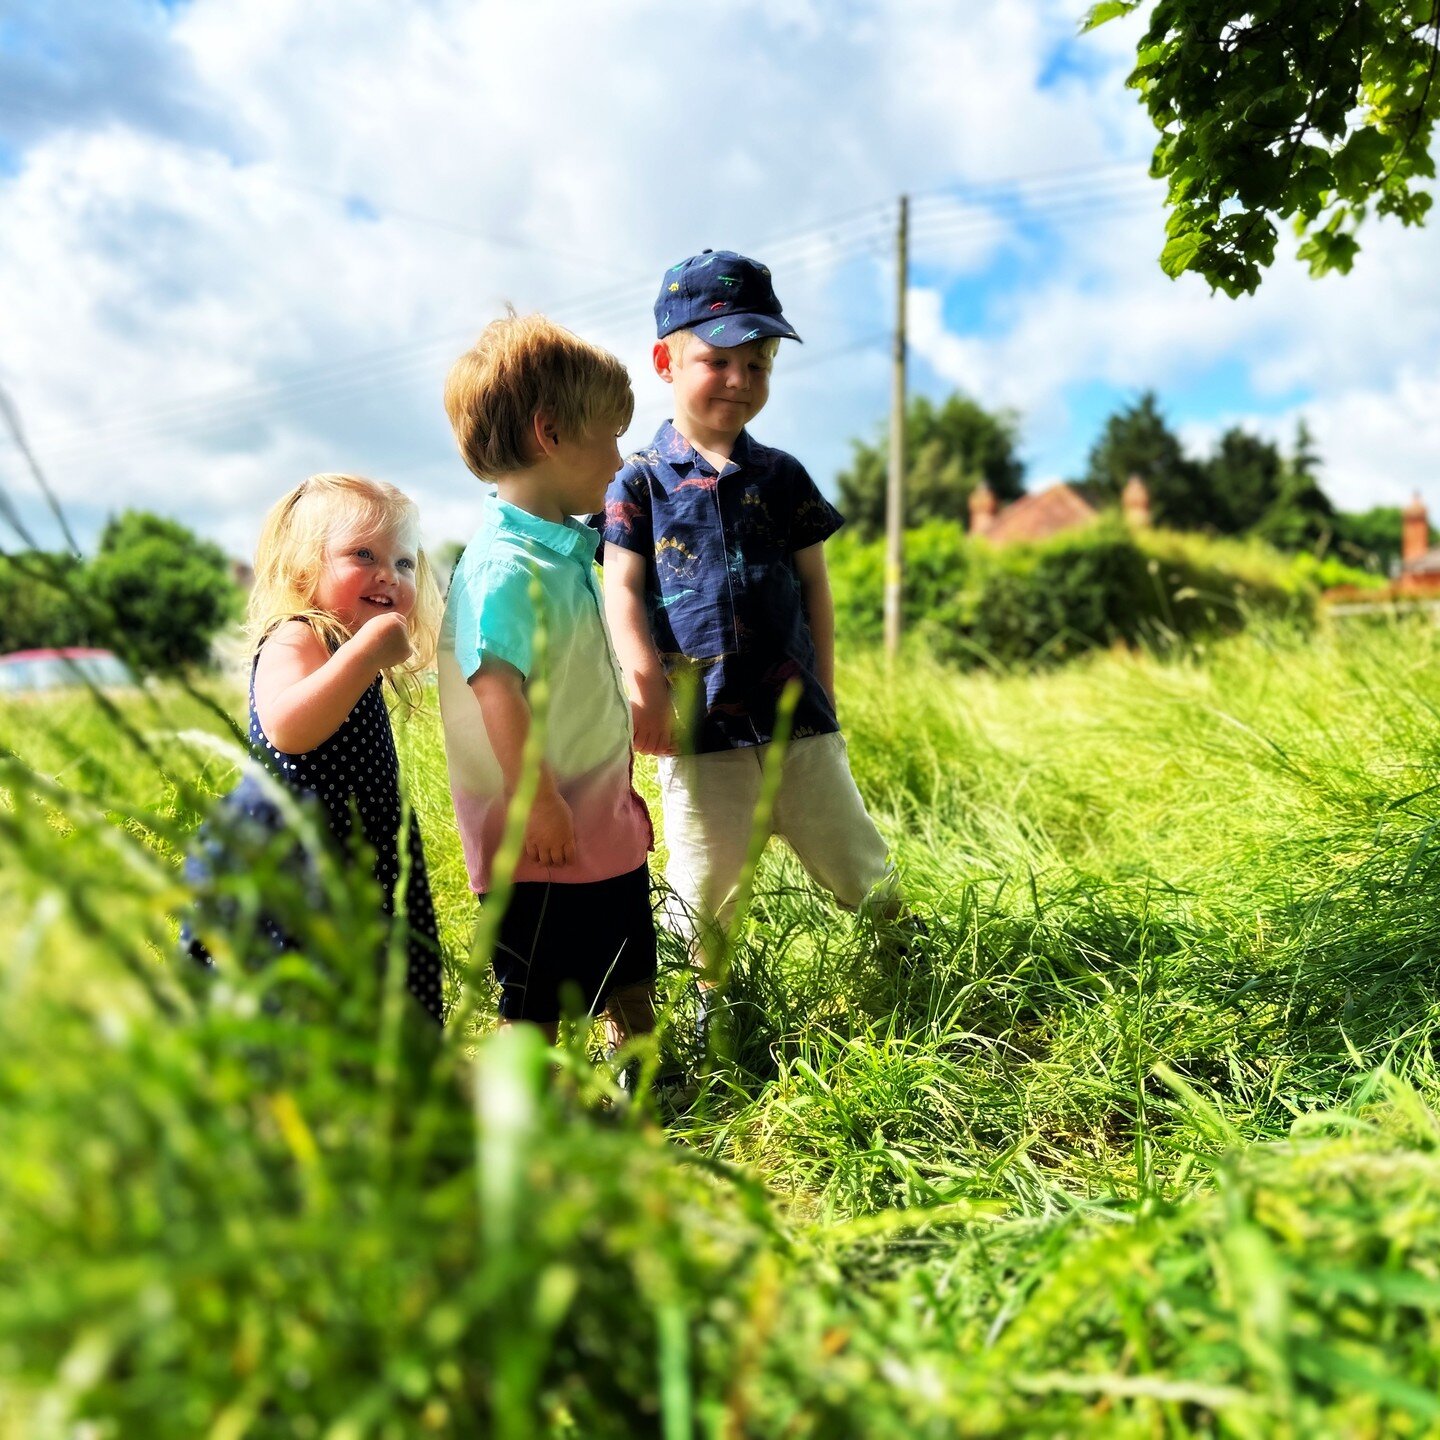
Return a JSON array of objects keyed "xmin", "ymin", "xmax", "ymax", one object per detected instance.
[
  {"xmin": 603, "ymin": 543, "xmax": 675, "ymax": 755},
  {"xmin": 794, "ymin": 542, "xmax": 836, "ymax": 707},
  {"xmin": 469, "ymin": 658, "xmax": 576, "ymax": 867}
]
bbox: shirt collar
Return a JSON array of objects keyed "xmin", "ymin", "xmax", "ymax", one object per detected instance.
[
  {"xmin": 483, "ymin": 491, "xmax": 598, "ymax": 562},
  {"xmin": 655, "ymin": 419, "xmax": 754, "ymax": 477}
]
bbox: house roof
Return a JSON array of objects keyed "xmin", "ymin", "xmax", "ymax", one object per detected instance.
[{"xmin": 985, "ymin": 483, "xmax": 1098, "ymax": 545}]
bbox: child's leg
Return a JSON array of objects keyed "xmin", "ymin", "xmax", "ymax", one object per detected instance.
[
  {"xmin": 483, "ymin": 882, "xmax": 564, "ymax": 1043},
  {"xmin": 604, "ymin": 981, "xmax": 656, "ymax": 1048},
  {"xmin": 657, "ymin": 748, "xmax": 767, "ymax": 974},
  {"xmin": 771, "ymin": 733, "xmax": 897, "ymax": 913},
  {"xmin": 502, "ymin": 1016, "xmax": 560, "ymax": 1045}
]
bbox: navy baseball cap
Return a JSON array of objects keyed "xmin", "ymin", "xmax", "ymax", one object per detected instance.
[{"xmin": 654, "ymin": 249, "xmax": 803, "ymax": 346}]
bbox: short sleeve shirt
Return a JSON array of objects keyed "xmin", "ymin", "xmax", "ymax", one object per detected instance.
[
  {"xmin": 439, "ymin": 493, "xmax": 653, "ymax": 893},
  {"xmin": 601, "ymin": 421, "xmax": 844, "ymax": 753}
]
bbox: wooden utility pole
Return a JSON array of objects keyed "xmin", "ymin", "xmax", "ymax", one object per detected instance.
[{"xmin": 883, "ymin": 194, "xmax": 908, "ymax": 659}]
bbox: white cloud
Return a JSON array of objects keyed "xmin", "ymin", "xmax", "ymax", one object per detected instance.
[
  {"xmin": 907, "ymin": 287, "xmax": 992, "ymax": 397},
  {"xmin": 1180, "ymin": 366, "xmax": 1440, "ymax": 514},
  {"xmin": 903, "ymin": 159, "xmax": 1440, "ymax": 507},
  {"xmin": 0, "ymin": 0, "xmax": 1437, "ymax": 561}
]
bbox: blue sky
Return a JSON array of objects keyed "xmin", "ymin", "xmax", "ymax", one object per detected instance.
[{"xmin": 1, "ymin": 0, "xmax": 1436, "ymax": 558}]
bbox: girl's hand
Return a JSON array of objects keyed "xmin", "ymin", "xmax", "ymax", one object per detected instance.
[
  {"xmin": 525, "ymin": 789, "xmax": 576, "ymax": 867},
  {"xmin": 354, "ymin": 611, "xmax": 413, "ymax": 670}
]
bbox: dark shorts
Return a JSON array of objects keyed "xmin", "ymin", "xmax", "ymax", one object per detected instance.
[{"xmin": 482, "ymin": 862, "xmax": 658, "ymax": 1023}]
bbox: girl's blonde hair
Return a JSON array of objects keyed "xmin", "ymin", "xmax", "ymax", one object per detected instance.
[{"xmin": 248, "ymin": 473, "xmax": 441, "ymax": 708}]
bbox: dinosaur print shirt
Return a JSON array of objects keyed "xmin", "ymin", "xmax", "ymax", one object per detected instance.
[{"xmin": 601, "ymin": 420, "xmax": 844, "ymax": 753}]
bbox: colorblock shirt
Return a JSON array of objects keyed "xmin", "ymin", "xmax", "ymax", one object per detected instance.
[
  {"xmin": 601, "ymin": 421, "xmax": 844, "ymax": 753},
  {"xmin": 439, "ymin": 493, "xmax": 652, "ymax": 893}
]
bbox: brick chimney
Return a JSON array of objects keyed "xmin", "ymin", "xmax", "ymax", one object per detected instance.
[
  {"xmin": 1122, "ymin": 474, "xmax": 1151, "ymax": 528},
  {"xmin": 969, "ymin": 481, "xmax": 997, "ymax": 537},
  {"xmin": 1403, "ymin": 492, "xmax": 1430, "ymax": 567}
]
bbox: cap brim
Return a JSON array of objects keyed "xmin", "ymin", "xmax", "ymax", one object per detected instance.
[{"xmin": 699, "ymin": 312, "xmax": 803, "ymax": 346}]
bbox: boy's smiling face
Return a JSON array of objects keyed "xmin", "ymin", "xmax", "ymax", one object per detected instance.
[{"xmin": 655, "ymin": 332, "xmax": 773, "ymax": 446}]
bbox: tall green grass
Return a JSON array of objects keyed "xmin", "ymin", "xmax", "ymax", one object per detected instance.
[{"xmin": 5, "ymin": 616, "xmax": 1440, "ymax": 1435}]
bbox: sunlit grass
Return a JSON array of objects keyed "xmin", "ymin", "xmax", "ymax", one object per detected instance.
[{"xmin": 5, "ymin": 616, "xmax": 1440, "ymax": 1434}]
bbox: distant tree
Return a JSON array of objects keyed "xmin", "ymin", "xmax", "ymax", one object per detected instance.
[
  {"xmin": 838, "ymin": 392, "xmax": 1024, "ymax": 539},
  {"xmin": 0, "ymin": 551, "xmax": 91, "ymax": 652},
  {"xmin": 434, "ymin": 539, "xmax": 466, "ymax": 578},
  {"xmin": 1252, "ymin": 420, "xmax": 1336, "ymax": 552},
  {"xmin": 1205, "ymin": 427, "xmax": 1286, "ymax": 533},
  {"xmin": 1088, "ymin": 0, "xmax": 1440, "ymax": 295},
  {"xmin": 1331, "ymin": 506, "xmax": 1408, "ymax": 572},
  {"xmin": 88, "ymin": 511, "xmax": 240, "ymax": 672},
  {"xmin": 1082, "ymin": 392, "xmax": 1221, "ymax": 530}
]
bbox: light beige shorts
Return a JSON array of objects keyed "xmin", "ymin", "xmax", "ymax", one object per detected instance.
[{"xmin": 657, "ymin": 731, "xmax": 893, "ymax": 950}]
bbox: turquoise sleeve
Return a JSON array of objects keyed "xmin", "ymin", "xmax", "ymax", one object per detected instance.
[{"xmin": 449, "ymin": 557, "xmax": 538, "ymax": 681}]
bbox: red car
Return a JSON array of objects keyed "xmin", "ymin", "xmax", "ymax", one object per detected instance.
[{"xmin": 0, "ymin": 647, "xmax": 137, "ymax": 694}]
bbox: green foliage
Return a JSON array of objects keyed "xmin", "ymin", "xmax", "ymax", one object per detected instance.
[
  {"xmin": 1206, "ymin": 426, "xmax": 1286, "ymax": 532},
  {"xmin": 1082, "ymin": 390, "xmax": 1222, "ymax": 530},
  {"xmin": 0, "ymin": 511, "xmax": 241, "ymax": 670},
  {"xmin": 88, "ymin": 510, "xmax": 240, "ymax": 671},
  {"xmin": 1079, "ymin": 401, "xmax": 1346, "ymax": 553},
  {"xmin": 1287, "ymin": 547, "xmax": 1390, "ymax": 590},
  {"xmin": 837, "ymin": 392, "xmax": 1024, "ymax": 539},
  {"xmin": 1332, "ymin": 504, "xmax": 1412, "ymax": 571},
  {"xmin": 1252, "ymin": 471, "xmax": 1337, "ymax": 552},
  {"xmin": 1088, "ymin": 0, "xmax": 1440, "ymax": 294},
  {"xmin": 0, "ymin": 550, "xmax": 91, "ymax": 651},
  {"xmin": 0, "ymin": 716, "xmax": 768, "ymax": 1438},
  {"xmin": 825, "ymin": 519, "xmax": 982, "ymax": 650},
  {"xmin": 829, "ymin": 517, "xmax": 1312, "ymax": 668},
  {"xmin": 838, "ymin": 388, "xmax": 1377, "ymax": 574},
  {"xmin": 1250, "ymin": 418, "xmax": 1337, "ymax": 551}
]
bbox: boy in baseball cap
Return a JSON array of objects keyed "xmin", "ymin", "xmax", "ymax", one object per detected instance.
[{"xmin": 600, "ymin": 249, "xmax": 899, "ymax": 1024}]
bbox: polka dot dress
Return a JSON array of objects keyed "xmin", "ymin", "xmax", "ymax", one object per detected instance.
[{"xmin": 226, "ymin": 654, "xmax": 445, "ymax": 1024}]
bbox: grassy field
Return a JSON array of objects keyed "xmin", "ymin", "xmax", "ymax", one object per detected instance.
[{"xmin": 5, "ymin": 617, "xmax": 1440, "ymax": 1436}]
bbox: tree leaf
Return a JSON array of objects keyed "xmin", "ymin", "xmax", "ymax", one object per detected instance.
[
  {"xmin": 1081, "ymin": 1, "xmax": 1139, "ymax": 32},
  {"xmin": 1332, "ymin": 126, "xmax": 1392, "ymax": 196},
  {"xmin": 1092, "ymin": 0, "xmax": 1440, "ymax": 290},
  {"xmin": 1159, "ymin": 230, "xmax": 1206, "ymax": 278}
]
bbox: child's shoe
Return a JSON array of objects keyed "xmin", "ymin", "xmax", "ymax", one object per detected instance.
[{"xmin": 873, "ymin": 910, "xmax": 929, "ymax": 970}]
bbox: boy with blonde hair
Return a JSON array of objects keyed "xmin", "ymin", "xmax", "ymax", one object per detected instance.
[
  {"xmin": 440, "ymin": 313, "xmax": 656, "ymax": 1043},
  {"xmin": 602, "ymin": 250, "xmax": 896, "ymax": 982}
]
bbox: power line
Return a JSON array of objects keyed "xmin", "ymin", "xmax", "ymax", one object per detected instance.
[
  {"xmin": 2, "ymin": 167, "xmax": 1164, "ymax": 474},
  {"xmin": 910, "ymin": 157, "xmax": 1149, "ymax": 205},
  {"xmin": 909, "ymin": 182, "xmax": 1159, "ymax": 247},
  {"xmin": 1, "ymin": 183, "xmax": 1151, "ymax": 466},
  {"xmin": 2, "ymin": 178, "xmax": 1130, "ymax": 459},
  {"xmin": 10, "ymin": 233, "xmax": 909, "ymax": 470},
  {"xmin": 22, "ymin": 206, "xmax": 887, "ymax": 456},
  {"xmin": 5, "ymin": 209, "xmax": 906, "ymax": 464}
]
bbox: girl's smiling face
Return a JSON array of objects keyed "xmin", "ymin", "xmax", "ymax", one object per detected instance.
[{"xmin": 314, "ymin": 522, "xmax": 419, "ymax": 632}]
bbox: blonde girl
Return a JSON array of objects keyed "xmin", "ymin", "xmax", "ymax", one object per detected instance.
[{"xmin": 187, "ymin": 473, "xmax": 445, "ymax": 1025}]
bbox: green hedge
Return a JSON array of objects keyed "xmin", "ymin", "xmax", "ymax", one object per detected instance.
[{"xmin": 827, "ymin": 517, "xmax": 1321, "ymax": 667}]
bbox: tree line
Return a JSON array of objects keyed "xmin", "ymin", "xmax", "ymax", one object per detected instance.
[
  {"xmin": 1, "ymin": 387, "xmax": 1411, "ymax": 676},
  {"xmin": 1, "ymin": 510, "xmax": 240, "ymax": 670},
  {"xmin": 838, "ymin": 389, "xmax": 1410, "ymax": 571}
]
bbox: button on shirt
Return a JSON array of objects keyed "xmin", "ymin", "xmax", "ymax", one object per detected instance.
[
  {"xmin": 439, "ymin": 493, "xmax": 653, "ymax": 893},
  {"xmin": 601, "ymin": 421, "xmax": 844, "ymax": 753}
]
